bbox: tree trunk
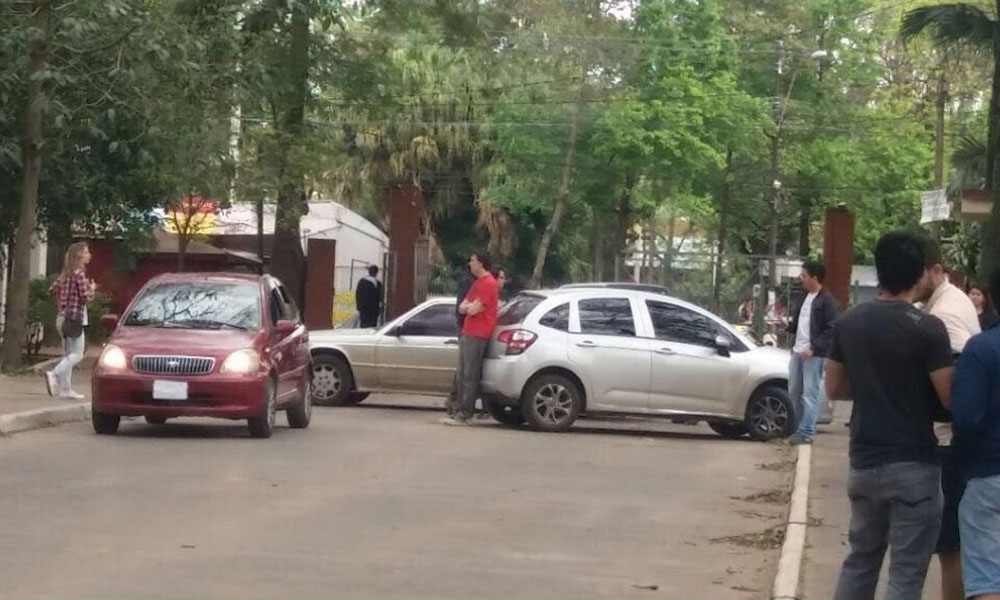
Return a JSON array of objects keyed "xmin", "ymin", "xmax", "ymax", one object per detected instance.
[
  {"xmin": 529, "ymin": 86, "xmax": 583, "ymax": 289},
  {"xmin": 177, "ymin": 235, "xmax": 188, "ymax": 272},
  {"xmin": 614, "ymin": 175, "xmax": 634, "ymax": 282},
  {"xmin": 2, "ymin": 0, "xmax": 51, "ymax": 370},
  {"xmin": 981, "ymin": 20, "xmax": 1000, "ymax": 281},
  {"xmin": 269, "ymin": 0, "xmax": 310, "ymax": 306},
  {"xmin": 593, "ymin": 214, "xmax": 604, "ymax": 281},
  {"xmin": 798, "ymin": 197, "xmax": 811, "ymax": 257},
  {"xmin": 712, "ymin": 149, "xmax": 733, "ymax": 312}
]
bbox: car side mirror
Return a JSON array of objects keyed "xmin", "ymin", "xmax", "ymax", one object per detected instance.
[
  {"xmin": 388, "ymin": 325, "xmax": 404, "ymax": 337},
  {"xmin": 714, "ymin": 334, "xmax": 732, "ymax": 357},
  {"xmin": 275, "ymin": 319, "xmax": 296, "ymax": 336},
  {"xmin": 100, "ymin": 314, "xmax": 119, "ymax": 330}
]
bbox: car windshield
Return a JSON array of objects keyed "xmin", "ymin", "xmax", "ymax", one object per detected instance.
[{"xmin": 124, "ymin": 281, "xmax": 261, "ymax": 330}]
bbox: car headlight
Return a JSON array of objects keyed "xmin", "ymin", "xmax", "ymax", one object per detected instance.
[
  {"xmin": 221, "ymin": 349, "xmax": 260, "ymax": 374},
  {"xmin": 99, "ymin": 345, "xmax": 127, "ymax": 370}
]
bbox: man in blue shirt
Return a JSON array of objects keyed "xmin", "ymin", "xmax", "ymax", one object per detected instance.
[{"xmin": 953, "ymin": 269, "xmax": 1000, "ymax": 600}]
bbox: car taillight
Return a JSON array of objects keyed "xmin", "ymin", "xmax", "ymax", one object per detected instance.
[{"xmin": 497, "ymin": 329, "xmax": 538, "ymax": 355}]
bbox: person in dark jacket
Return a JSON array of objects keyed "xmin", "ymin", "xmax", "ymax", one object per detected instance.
[
  {"xmin": 786, "ymin": 259, "xmax": 839, "ymax": 444},
  {"xmin": 952, "ymin": 269, "xmax": 1000, "ymax": 600},
  {"xmin": 445, "ymin": 266, "xmax": 474, "ymax": 416},
  {"xmin": 355, "ymin": 265, "xmax": 383, "ymax": 328}
]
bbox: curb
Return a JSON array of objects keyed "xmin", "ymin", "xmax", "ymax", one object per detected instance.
[
  {"xmin": 0, "ymin": 403, "xmax": 90, "ymax": 436},
  {"xmin": 772, "ymin": 443, "xmax": 812, "ymax": 600}
]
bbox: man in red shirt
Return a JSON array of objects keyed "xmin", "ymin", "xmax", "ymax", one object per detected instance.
[{"xmin": 441, "ymin": 251, "xmax": 499, "ymax": 425}]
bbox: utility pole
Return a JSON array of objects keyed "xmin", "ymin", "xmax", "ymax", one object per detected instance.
[
  {"xmin": 755, "ymin": 40, "xmax": 786, "ymax": 341},
  {"xmin": 932, "ymin": 68, "xmax": 948, "ymax": 241}
]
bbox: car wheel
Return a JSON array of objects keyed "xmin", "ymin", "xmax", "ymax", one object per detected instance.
[
  {"xmin": 92, "ymin": 410, "xmax": 120, "ymax": 435},
  {"xmin": 311, "ymin": 354, "xmax": 357, "ymax": 406},
  {"xmin": 521, "ymin": 374, "xmax": 582, "ymax": 433},
  {"xmin": 744, "ymin": 385, "xmax": 795, "ymax": 441},
  {"xmin": 350, "ymin": 392, "xmax": 370, "ymax": 403},
  {"xmin": 286, "ymin": 379, "xmax": 312, "ymax": 429},
  {"xmin": 485, "ymin": 398, "xmax": 526, "ymax": 426},
  {"xmin": 248, "ymin": 379, "xmax": 277, "ymax": 438},
  {"xmin": 708, "ymin": 421, "xmax": 748, "ymax": 439},
  {"xmin": 145, "ymin": 416, "xmax": 167, "ymax": 425}
]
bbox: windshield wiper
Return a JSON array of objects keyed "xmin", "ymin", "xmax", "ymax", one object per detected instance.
[{"xmin": 161, "ymin": 318, "xmax": 251, "ymax": 331}]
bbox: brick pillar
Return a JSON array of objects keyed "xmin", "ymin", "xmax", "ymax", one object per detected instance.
[
  {"xmin": 303, "ymin": 238, "xmax": 336, "ymax": 330},
  {"xmin": 823, "ymin": 206, "xmax": 855, "ymax": 310},
  {"xmin": 388, "ymin": 185, "xmax": 425, "ymax": 319}
]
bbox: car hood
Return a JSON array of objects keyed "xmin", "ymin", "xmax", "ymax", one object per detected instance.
[
  {"xmin": 746, "ymin": 345, "xmax": 792, "ymax": 375},
  {"xmin": 110, "ymin": 326, "xmax": 262, "ymax": 356},
  {"xmin": 309, "ymin": 327, "xmax": 381, "ymax": 346}
]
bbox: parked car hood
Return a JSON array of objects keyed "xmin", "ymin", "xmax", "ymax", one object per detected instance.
[
  {"xmin": 748, "ymin": 345, "xmax": 792, "ymax": 374},
  {"xmin": 309, "ymin": 327, "xmax": 381, "ymax": 346},
  {"xmin": 110, "ymin": 326, "xmax": 262, "ymax": 355}
]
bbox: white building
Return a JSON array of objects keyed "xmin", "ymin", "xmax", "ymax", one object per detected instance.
[{"xmin": 213, "ymin": 202, "xmax": 388, "ymax": 293}]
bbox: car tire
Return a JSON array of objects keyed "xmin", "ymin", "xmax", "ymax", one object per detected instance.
[
  {"xmin": 286, "ymin": 379, "xmax": 312, "ymax": 429},
  {"xmin": 521, "ymin": 374, "xmax": 582, "ymax": 433},
  {"xmin": 744, "ymin": 385, "xmax": 795, "ymax": 442},
  {"xmin": 92, "ymin": 410, "xmax": 120, "ymax": 435},
  {"xmin": 350, "ymin": 392, "xmax": 370, "ymax": 403},
  {"xmin": 485, "ymin": 398, "xmax": 526, "ymax": 426},
  {"xmin": 248, "ymin": 379, "xmax": 277, "ymax": 438},
  {"xmin": 144, "ymin": 416, "xmax": 167, "ymax": 425},
  {"xmin": 708, "ymin": 421, "xmax": 748, "ymax": 439},
  {"xmin": 311, "ymin": 354, "xmax": 357, "ymax": 406}
]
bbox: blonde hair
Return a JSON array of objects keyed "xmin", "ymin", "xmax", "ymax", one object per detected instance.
[{"xmin": 59, "ymin": 242, "xmax": 89, "ymax": 281}]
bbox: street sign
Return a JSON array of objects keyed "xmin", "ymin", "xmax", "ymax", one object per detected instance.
[{"xmin": 920, "ymin": 189, "xmax": 950, "ymax": 224}]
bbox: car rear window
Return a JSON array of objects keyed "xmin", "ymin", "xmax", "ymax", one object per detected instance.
[
  {"xmin": 539, "ymin": 303, "xmax": 569, "ymax": 331},
  {"xmin": 497, "ymin": 295, "xmax": 544, "ymax": 326}
]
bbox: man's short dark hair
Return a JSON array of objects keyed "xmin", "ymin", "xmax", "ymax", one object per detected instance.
[
  {"xmin": 368, "ymin": 265, "xmax": 379, "ymax": 277},
  {"xmin": 921, "ymin": 236, "xmax": 943, "ymax": 268},
  {"xmin": 803, "ymin": 260, "xmax": 826, "ymax": 284},
  {"xmin": 472, "ymin": 251, "xmax": 492, "ymax": 272},
  {"xmin": 875, "ymin": 231, "xmax": 930, "ymax": 295}
]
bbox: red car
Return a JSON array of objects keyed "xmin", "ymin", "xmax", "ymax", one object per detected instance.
[{"xmin": 92, "ymin": 273, "xmax": 312, "ymax": 438}]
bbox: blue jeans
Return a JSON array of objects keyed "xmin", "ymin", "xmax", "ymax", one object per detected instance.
[
  {"xmin": 52, "ymin": 314, "xmax": 85, "ymax": 393},
  {"xmin": 960, "ymin": 475, "xmax": 1000, "ymax": 598},
  {"xmin": 789, "ymin": 353, "xmax": 825, "ymax": 441},
  {"xmin": 833, "ymin": 461, "xmax": 943, "ymax": 600}
]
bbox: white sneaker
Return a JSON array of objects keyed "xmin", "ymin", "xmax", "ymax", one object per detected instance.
[
  {"xmin": 44, "ymin": 372, "xmax": 57, "ymax": 397},
  {"xmin": 59, "ymin": 390, "xmax": 85, "ymax": 400}
]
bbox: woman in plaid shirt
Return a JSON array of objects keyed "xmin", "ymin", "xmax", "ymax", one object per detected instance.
[{"xmin": 45, "ymin": 242, "xmax": 96, "ymax": 399}]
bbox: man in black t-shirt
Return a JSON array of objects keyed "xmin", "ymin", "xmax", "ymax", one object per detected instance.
[{"xmin": 827, "ymin": 231, "xmax": 955, "ymax": 600}]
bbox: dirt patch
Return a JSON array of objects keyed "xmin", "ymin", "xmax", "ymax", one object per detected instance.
[
  {"xmin": 711, "ymin": 524, "xmax": 786, "ymax": 550},
  {"xmin": 732, "ymin": 489, "xmax": 790, "ymax": 505},
  {"xmin": 757, "ymin": 460, "xmax": 794, "ymax": 472},
  {"xmin": 736, "ymin": 508, "xmax": 781, "ymax": 521},
  {"xmin": 731, "ymin": 585, "xmax": 761, "ymax": 593}
]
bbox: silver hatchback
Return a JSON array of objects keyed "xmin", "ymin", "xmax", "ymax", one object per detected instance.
[{"xmin": 481, "ymin": 289, "xmax": 796, "ymax": 440}]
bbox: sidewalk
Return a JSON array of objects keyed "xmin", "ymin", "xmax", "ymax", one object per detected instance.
[
  {"xmin": 802, "ymin": 401, "xmax": 942, "ymax": 599},
  {"xmin": 0, "ymin": 358, "xmax": 93, "ymax": 436}
]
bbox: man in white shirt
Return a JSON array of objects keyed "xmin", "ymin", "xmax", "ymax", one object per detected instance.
[
  {"xmin": 916, "ymin": 239, "xmax": 981, "ymax": 600},
  {"xmin": 787, "ymin": 260, "xmax": 839, "ymax": 444}
]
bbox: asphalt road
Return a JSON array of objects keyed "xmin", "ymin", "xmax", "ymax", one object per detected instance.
[{"xmin": 0, "ymin": 395, "xmax": 794, "ymax": 600}]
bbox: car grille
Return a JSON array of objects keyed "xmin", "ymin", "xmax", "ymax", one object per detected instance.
[{"xmin": 132, "ymin": 355, "xmax": 215, "ymax": 376}]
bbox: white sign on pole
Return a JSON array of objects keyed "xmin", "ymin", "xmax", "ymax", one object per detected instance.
[{"xmin": 920, "ymin": 189, "xmax": 950, "ymax": 224}]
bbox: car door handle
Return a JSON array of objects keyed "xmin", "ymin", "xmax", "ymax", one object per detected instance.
[
  {"xmin": 444, "ymin": 339, "xmax": 459, "ymax": 345},
  {"xmin": 575, "ymin": 340, "xmax": 597, "ymax": 348},
  {"xmin": 655, "ymin": 347, "xmax": 676, "ymax": 355}
]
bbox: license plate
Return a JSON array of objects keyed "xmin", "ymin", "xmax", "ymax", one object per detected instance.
[{"xmin": 153, "ymin": 380, "xmax": 188, "ymax": 401}]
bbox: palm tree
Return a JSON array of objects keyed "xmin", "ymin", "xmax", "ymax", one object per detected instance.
[{"xmin": 901, "ymin": 2, "xmax": 1000, "ymax": 279}]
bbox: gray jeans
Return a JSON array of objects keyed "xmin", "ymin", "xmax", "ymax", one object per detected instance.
[
  {"xmin": 833, "ymin": 461, "xmax": 943, "ymax": 600},
  {"xmin": 456, "ymin": 335, "xmax": 488, "ymax": 419}
]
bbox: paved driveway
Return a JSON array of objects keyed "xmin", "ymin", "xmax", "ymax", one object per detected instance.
[{"xmin": 0, "ymin": 395, "xmax": 793, "ymax": 599}]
